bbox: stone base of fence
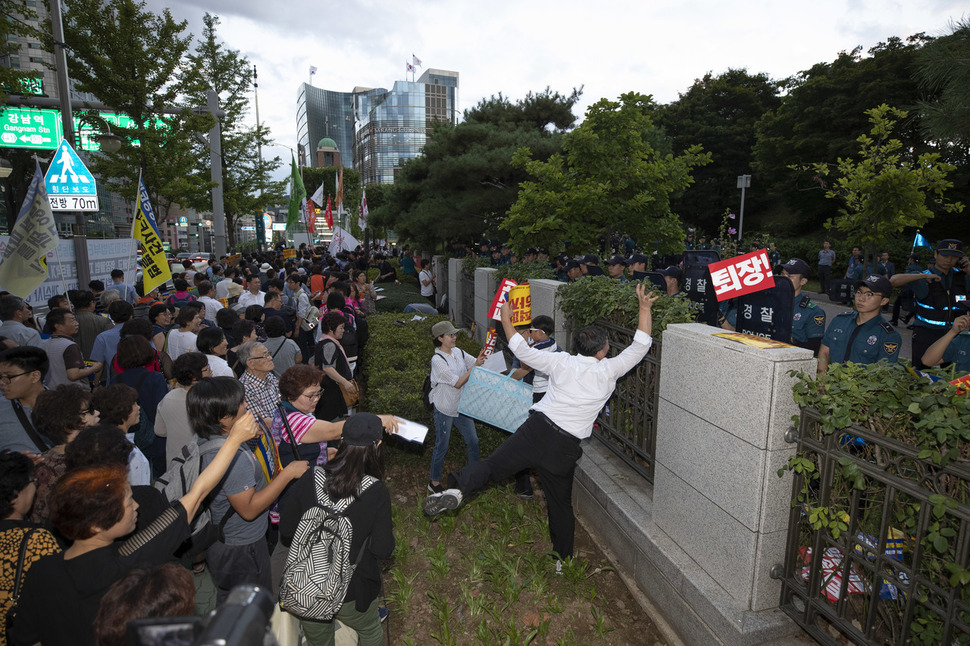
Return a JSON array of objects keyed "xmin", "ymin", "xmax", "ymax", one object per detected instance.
[{"xmin": 575, "ymin": 439, "xmax": 815, "ymax": 646}]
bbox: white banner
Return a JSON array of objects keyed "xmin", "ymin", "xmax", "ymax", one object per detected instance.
[{"xmin": 0, "ymin": 236, "xmax": 137, "ymax": 307}]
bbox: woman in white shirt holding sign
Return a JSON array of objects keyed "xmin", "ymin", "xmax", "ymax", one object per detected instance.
[{"xmin": 427, "ymin": 321, "xmax": 483, "ymax": 494}]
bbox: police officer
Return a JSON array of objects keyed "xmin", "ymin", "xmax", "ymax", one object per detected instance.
[
  {"xmin": 605, "ymin": 255, "xmax": 629, "ymax": 282},
  {"xmin": 657, "ymin": 266, "xmax": 683, "ymax": 297},
  {"xmin": 890, "ymin": 238, "xmax": 970, "ymax": 368},
  {"xmin": 627, "ymin": 253, "xmax": 649, "ymax": 281},
  {"xmin": 780, "ymin": 258, "xmax": 826, "ymax": 355},
  {"xmin": 818, "ymin": 275, "xmax": 901, "ymax": 375},
  {"xmin": 920, "ymin": 301, "xmax": 970, "ymax": 371}
]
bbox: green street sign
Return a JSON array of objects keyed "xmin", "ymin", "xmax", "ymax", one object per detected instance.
[{"xmin": 0, "ymin": 107, "xmax": 62, "ymax": 150}]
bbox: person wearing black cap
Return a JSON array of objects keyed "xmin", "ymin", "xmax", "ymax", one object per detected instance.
[
  {"xmin": 890, "ymin": 239, "xmax": 970, "ymax": 368},
  {"xmin": 657, "ymin": 266, "xmax": 683, "ymax": 296},
  {"xmin": 780, "ymin": 259, "xmax": 826, "ymax": 355},
  {"xmin": 582, "ymin": 255, "xmax": 604, "ymax": 277},
  {"xmin": 921, "ymin": 302, "xmax": 970, "ymax": 371},
  {"xmin": 818, "ymin": 275, "xmax": 901, "ymax": 375},
  {"xmin": 279, "ymin": 413, "xmax": 394, "ymax": 645},
  {"xmin": 627, "ymin": 253, "xmax": 649, "ymax": 281},
  {"xmin": 563, "ymin": 260, "xmax": 583, "ymax": 283},
  {"xmin": 605, "ymin": 255, "xmax": 629, "ymax": 282}
]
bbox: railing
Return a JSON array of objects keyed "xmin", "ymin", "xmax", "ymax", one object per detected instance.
[
  {"xmin": 779, "ymin": 407, "xmax": 970, "ymax": 645},
  {"xmin": 592, "ymin": 319, "xmax": 660, "ymax": 482}
]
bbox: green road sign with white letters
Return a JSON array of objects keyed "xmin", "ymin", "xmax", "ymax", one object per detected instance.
[{"xmin": 0, "ymin": 107, "xmax": 62, "ymax": 150}]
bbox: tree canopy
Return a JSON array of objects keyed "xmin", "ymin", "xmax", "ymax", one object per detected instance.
[
  {"xmin": 368, "ymin": 87, "xmax": 582, "ymax": 249},
  {"xmin": 502, "ymin": 92, "xmax": 711, "ymax": 256}
]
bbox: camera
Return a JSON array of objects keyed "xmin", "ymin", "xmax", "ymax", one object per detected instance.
[{"xmin": 126, "ymin": 584, "xmax": 277, "ymax": 646}]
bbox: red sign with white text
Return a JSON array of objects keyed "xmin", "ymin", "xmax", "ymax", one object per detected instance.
[
  {"xmin": 709, "ymin": 249, "xmax": 775, "ymax": 301},
  {"xmin": 488, "ymin": 279, "xmax": 518, "ymax": 320},
  {"xmin": 483, "ymin": 328, "xmax": 498, "ymax": 356}
]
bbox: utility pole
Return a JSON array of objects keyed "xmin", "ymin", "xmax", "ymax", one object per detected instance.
[{"xmin": 737, "ymin": 174, "xmax": 751, "ymax": 242}]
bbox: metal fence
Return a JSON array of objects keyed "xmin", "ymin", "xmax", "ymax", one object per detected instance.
[
  {"xmin": 779, "ymin": 407, "xmax": 970, "ymax": 645},
  {"xmin": 591, "ymin": 319, "xmax": 660, "ymax": 482}
]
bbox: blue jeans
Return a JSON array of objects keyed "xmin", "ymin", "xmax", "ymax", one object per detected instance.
[{"xmin": 430, "ymin": 408, "xmax": 479, "ymax": 483}]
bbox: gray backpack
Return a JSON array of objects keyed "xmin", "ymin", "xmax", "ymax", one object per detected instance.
[
  {"xmin": 153, "ymin": 437, "xmax": 228, "ymax": 538},
  {"xmin": 279, "ymin": 469, "xmax": 376, "ymax": 620}
]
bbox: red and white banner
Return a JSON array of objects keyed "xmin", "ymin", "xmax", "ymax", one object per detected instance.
[
  {"xmin": 488, "ymin": 279, "xmax": 518, "ymax": 320},
  {"xmin": 483, "ymin": 328, "xmax": 498, "ymax": 356},
  {"xmin": 709, "ymin": 249, "xmax": 774, "ymax": 302}
]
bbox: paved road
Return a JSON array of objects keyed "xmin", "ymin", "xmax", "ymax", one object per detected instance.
[{"xmin": 802, "ymin": 289, "xmax": 914, "ymax": 363}]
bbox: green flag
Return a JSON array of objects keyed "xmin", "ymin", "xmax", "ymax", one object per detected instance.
[{"xmin": 286, "ymin": 153, "xmax": 306, "ymax": 230}]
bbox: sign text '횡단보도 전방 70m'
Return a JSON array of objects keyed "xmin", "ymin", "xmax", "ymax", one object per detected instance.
[{"xmin": 43, "ymin": 140, "xmax": 99, "ymax": 212}]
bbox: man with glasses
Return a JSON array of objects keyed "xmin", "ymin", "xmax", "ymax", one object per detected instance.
[
  {"xmin": 0, "ymin": 295, "xmax": 43, "ymax": 349},
  {"xmin": 0, "ymin": 346, "xmax": 51, "ymax": 452},
  {"xmin": 238, "ymin": 341, "xmax": 280, "ymax": 424},
  {"xmin": 817, "ymin": 275, "xmax": 901, "ymax": 375}
]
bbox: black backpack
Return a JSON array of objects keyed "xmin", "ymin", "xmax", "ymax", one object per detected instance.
[{"xmin": 422, "ymin": 352, "xmax": 446, "ymax": 411}]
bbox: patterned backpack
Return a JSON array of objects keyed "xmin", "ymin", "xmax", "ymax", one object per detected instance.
[{"xmin": 279, "ymin": 468, "xmax": 376, "ymax": 620}]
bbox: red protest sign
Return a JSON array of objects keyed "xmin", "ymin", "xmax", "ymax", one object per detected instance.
[
  {"xmin": 488, "ymin": 279, "xmax": 518, "ymax": 320},
  {"xmin": 709, "ymin": 249, "xmax": 775, "ymax": 302},
  {"xmin": 483, "ymin": 328, "xmax": 498, "ymax": 356}
]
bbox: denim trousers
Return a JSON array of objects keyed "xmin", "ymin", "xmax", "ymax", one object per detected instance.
[{"xmin": 429, "ymin": 407, "xmax": 479, "ymax": 482}]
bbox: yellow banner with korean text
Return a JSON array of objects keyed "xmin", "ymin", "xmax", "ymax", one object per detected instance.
[{"xmin": 132, "ymin": 173, "xmax": 172, "ymax": 294}]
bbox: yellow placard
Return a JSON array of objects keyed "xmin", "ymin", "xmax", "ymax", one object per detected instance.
[
  {"xmin": 283, "ymin": 249, "xmax": 296, "ymax": 259},
  {"xmin": 508, "ymin": 284, "xmax": 531, "ymax": 326},
  {"xmin": 712, "ymin": 332, "xmax": 793, "ymax": 349}
]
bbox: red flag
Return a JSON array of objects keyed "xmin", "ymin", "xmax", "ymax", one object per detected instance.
[{"xmin": 324, "ymin": 195, "xmax": 333, "ymax": 229}]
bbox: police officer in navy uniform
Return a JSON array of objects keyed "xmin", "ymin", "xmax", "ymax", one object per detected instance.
[
  {"xmin": 890, "ymin": 238, "xmax": 970, "ymax": 368},
  {"xmin": 780, "ymin": 258, "xmax": 826, "ymax": 355},
  {"xmin": 818, "ymin": 275, "xmax": 902, "ymax": 375},
  {"xmin": 921, "ymin": 301, "xmax": 970, "ymax": 372}
]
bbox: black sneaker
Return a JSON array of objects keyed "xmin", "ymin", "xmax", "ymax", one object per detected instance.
[
  {"xmin": 515, "ymin": 489, "xmax": 534, "ymax": 500},
  {"xmin": 423, "ymin": 489, "xmax": 463, "ymax": 515},
  {"xmin": 427, "ymin": 481, "xmax": 444, "ymax": 494}
]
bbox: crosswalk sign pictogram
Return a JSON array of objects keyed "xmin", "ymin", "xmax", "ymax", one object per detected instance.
[{"xmin": 44, "ymin": 139, "xmax": 99, "ymax": 212}]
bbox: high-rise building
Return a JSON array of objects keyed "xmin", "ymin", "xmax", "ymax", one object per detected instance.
[{"xmin": 295, "ymin": 68, "xmax": 459, "ymax": 185}]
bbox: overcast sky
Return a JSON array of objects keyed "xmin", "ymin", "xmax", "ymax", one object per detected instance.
[{"xmin": 145, "ymin": 0, "xmax": 965, "ymax": 184}]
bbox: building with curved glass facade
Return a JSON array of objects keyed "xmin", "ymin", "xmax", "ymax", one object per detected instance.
[{"xmin": 295, "ymin": 69, "xmax": 459, "ymax": 185}]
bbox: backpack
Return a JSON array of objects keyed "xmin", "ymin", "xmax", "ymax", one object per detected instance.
[
  {"xmin": 154, "ymin": 436, "xmax": 230, "ymax": 539},
  {"xmin": 422, "ymin": 352, "xmax": 446, "ymax": 411},
  {"xmin": 279, "ymin": 469, "xmax": 376, "ymax": 620}
]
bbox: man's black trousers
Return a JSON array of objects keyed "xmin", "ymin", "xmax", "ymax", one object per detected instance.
[{"xmin": 448, "ymin": 412, "xmax": 583, "ymax": 559}]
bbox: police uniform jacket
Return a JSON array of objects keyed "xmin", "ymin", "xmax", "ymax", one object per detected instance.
[
  {"xmin": 822, "ymin": 312, "xmax": 901, "ymax": 365},
  {"xmin": 791, "ymin": 293, "xmax": 826, "ymax": 343},
  {"xmin": 910, "ymin": 267, "xmax": 970, "ymax": 330}
]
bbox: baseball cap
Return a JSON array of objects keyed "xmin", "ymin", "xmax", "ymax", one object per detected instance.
[
  {"xmin": 564, "ymin": 260, "xmax": 581, "ymax": 271},
  {"xmin": 431, "ymin": 321, "xmax": 461, "ymax": 338},
  {"xmin": 341, "ymin": 413, "xmax": 383, "ymax": 446},
  {"xmin": 854, "ymin": 275, "xmax": 892, "ymax": 298},
  {"xmin": 605, "ymin": 255, "xmax": 628, "ymax": 266},
  {"xmin": 628, "ymin": 253, "xmax": 649, "ymax": 265},
  {"xmin": 658, "ymin": 266, "xmax": 683, "ymax": 280},
  {"xmin": 582, "ymin": 254, "xmax": 598, "ymax": 265},
  {"xmin": 937, "ymin": 239, "xmax": 964, "ymax": 257},
  {"xmin": 781, "ymin": 258, "xmax": 811, "ymax": 277}
]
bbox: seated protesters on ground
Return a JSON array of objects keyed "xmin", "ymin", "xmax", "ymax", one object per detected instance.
[
  {"xmin": 312, "ymin": 312, "xmax": 354, "ymax": 422},
  {"xmin": 197, "ymin": 326, "xmax": 233, "ymax": 378},
  {"xmin": 93, "ymin": 563, "xmax": 195, "ymax": 646},
  {"xmin": 115, "ymin": 336, "xmax": 169, "ymax": 478},
  {"xmin": 922, "ymin": 302, "xmax": 970, "ymax": 371},
  {"xmin": 28, "ymin": 386, "xmax": 100, "ymax": 526},
  {"xmin": 187, "ymin": 377, "xmax": 310, "ymax": 604},
  {"xmin": 166, "ymin": 304, "xmax": 203, "ymax": 362},
  {"xmin": 279, "ymin": 414, "xmax": 395, "ymax": 646},
  {"xmin": 156, "ymin": 352, "xmax": 210, "ymax": 465},
  {"xmin": 165, "ymin": 278, "xmax": 197, "ymax": 310},
  {"xmin": 0, "ymin": 451, "xmax": 61, "ymax": 638},
  {"xmin": 0, "ymin": 346, "xmax": 51, "ymax": 454},
  {"xmin": 90, "ymin": 385, "xmax": 154, "ymax": 487},
  {"xmin": 426, "ymin": 320, "xmax": 484, "ymax": 494},
  {"xmin": 263, "ymin": 316, "xmax": 302, "ymax": 378},
  {"xmin": 374, "ymin": 255, "xmax": 396, "ymax": 283},
  {"xmin": 352, "ymin": 270, "xmax": 377, "ymax": 316},
  {"xmin": 9, "ymin": 413, "xmax": 260, "ymax": 646}
]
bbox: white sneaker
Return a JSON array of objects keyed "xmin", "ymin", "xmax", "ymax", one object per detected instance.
[
  {"xmin": 422, "ymin": 488, "xmax": 463, "ymax": 515},
  {"xmin": 555, "ymin": 560, "xmax": 563, "ymax": 576}
]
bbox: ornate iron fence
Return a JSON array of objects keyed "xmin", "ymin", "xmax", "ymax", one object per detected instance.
[
  {"xmin": 779, "ymin": 407, "xmax": 970, "ymax": 645},
  {"xmin": 591, "ymin": 319, "xmax": 660, "ymax": 482}
]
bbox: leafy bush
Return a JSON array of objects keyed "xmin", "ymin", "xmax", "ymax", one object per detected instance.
[
  {"xmin": 494, "ymin": 262, "xmax": 556, "ymax": 282},
  {"xmin": 555, "ymin": 276, "xmax": 696, "ymax": 338},
  {"xmin": 462, "ymin": 256, "xmax": 492, "ymax": 275}
]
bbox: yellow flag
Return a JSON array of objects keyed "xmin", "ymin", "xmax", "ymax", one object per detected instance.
[
  {"xmin": 0, "ymin": 161, "xmax": 59, "ymax": 298},
  {"xmin": 132, "ymin": 173, "xmax": 172, "ymax": 294}
]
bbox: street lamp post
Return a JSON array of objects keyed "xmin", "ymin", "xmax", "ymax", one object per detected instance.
[{"xmin": 737, "ymin": 174, "xmax": 751, "ymax": 242}]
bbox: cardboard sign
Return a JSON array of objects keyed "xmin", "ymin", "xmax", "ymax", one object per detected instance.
[
  {"xmin": 508, "ymin": 284, "xmax": 532, "ymax": 326},
  {"xmin": 283, "ymin": 249, "xmax": 296, "ymax": 259},
  {"xmin": 488, "ymin": 279, "xmax": 518, "ymax": 321},
  {"xmin": 483, "ymin": 328, "xmax": 498, "ymax": 356},
  {"xmin": 709, "ymin": 249, "xmax": 775, "ymax": 301},
  {"xmin": 712, "ymin": 332, "xmax": 793, "ymax": 349}
]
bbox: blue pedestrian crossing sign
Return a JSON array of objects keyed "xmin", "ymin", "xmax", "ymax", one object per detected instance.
[{"xmin": 44, "ymin": 139, "xmax": 99, "ymax": 212}]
